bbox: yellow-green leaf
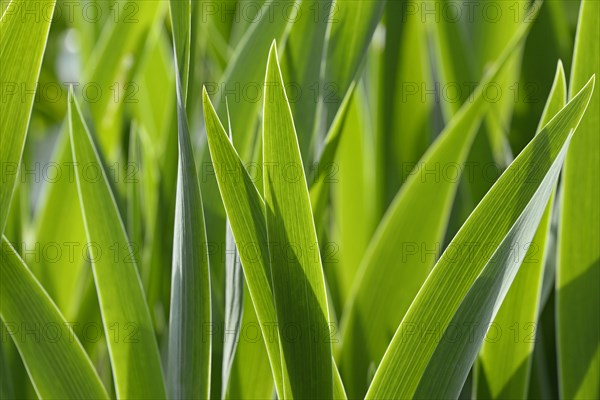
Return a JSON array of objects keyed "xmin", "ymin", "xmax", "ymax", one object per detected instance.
[
  {"xmin": 0, "ymin": 0, "xmax": 56, "ymax": 234},
  {"xmin": 557, "ymin": 0, "xmax": 600, "ymax": 398},
  {"xmin": 366, "ymin": 76, "xmax": 595, "ymax": 400},
  {"xmin": 68, "ymin": 90, "xmax": 166, "ymax": 399},
  {"xmin": 0, "ymin": 237, "xmax": 108, "ymax": 399}
]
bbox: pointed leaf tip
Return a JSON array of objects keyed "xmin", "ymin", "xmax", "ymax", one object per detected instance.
[{"xmin": 267, "ymin": 40, "xmax": 279, "ymax": 67}]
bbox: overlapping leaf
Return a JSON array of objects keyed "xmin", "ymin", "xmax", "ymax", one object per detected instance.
[
  {"xmin": 203, "ymin": 87, "xmax": 285, "ymax": 395},
  {"xmin": 262, "ymin": 42, "xmax": 333, "ymax": 399},
  {"xmin": 69, "ymin": 90, "xmax": 166, "ymax": 399},
  {"xmin": 0, "ymin": 0, "xmax": 56, "ymax": 235},
  {"xmin": 476, "ymin": 61, "xmax": 567, "ymax": 399},
  {"xmin": 557, "ymin": 0, "xmax": 600, "ymax": 398},
  {"xmin": 365, "ymin": 76, "xmax": 595, "ymax": 400},
  {"xmin": 203, "ymin": 73, "xmax": 347, "ymax": 399},
  {"xmin": 31, "ymin": 0, "xmax": 166, "ymax": 318},
  {"xmin": 339, "ymin": 20, "xmax": 533, "ymax": 398},
  {"xmin": 169, "ymin": 0, "xmax": 191, "ymax": 102},
  {"xmin": 0, "ymin": 237, "xmax": 108, "ymax": 399},
  {"xmin": 167, "ymin": 64, "xmax": 212, "ymax": 399},
  {"xmin": 209, "ymin": 0, "xmax": 297, "ymax": 161}
]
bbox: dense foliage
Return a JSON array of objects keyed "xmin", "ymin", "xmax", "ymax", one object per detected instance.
[{"xmin": 1, "ymin": 0, "xmax": 598, "ymax": 399}]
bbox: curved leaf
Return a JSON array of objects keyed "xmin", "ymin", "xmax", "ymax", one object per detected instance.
[
  {"xmin": 68, "ymin": 90, "xmax": 166, "ymax": 399},
  {"xmin": 0, "ymin": 237, "xmax": 108, "ymax": 400},
  {"xmin": 203, "ymin": 84, "xmax": 348, "ymax": 400},
  {"xmin": 365, "ymin": 76, "xmax": 595, "ymax": 400},
  {"xmin": 0, "ymin": 0, "xmax": 56, "ymax": 234},
  {"xmin": 339, "ymin": 20, "xmax": 534, "ymax": 398},
  {"xmin": 476, "ymin": 61, "xmax": 567, "ymax": 399},
  {"xmin": 203, "ymin": 86, "xmax": 285, "ymax": 396}
]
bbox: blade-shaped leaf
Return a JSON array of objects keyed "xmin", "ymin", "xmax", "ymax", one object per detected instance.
[
  {"xmin": 263, "ymin": 42, "xmax": 333, "ymax": 399},
  {"xmin": 0, "ymin": 237, "xmax": 108, "ymax": 400},
  {"xmin": 0, "ymin": 337, "xmax": 14, "ymax": 399},
  {"xmin": 203, "ymin": 85, "xmax": 347, "ymax": 400},
  {"xmin": 321, "ymin": 0, "xmax": 385, "ymax": 133},
  {"xmin": 557, "ymin": 0, "xmax": 600, "ymax": 398},
  {"xmin": 308, "ymin": 83, "xmax": 355, "ymax": 223},
  {"xmin": 127, "ymin": 125, "xmax": 144, "ymax": 268},
  {"xmin": 470, "ymin": 0, "xmax": 530, "ymax": 166},
  {"xmin": 84, "ymin": 0, "xmax": 164, "ymax": 157},
  {"xmin": 210, "ymin": 0, "xmax": 297, "ymax": 162},
  {"xmin": 31, "ymin": 0, "xmax": 167, "ymax": 319},
  {"xmin": 339, "ymin": 20, "xmax": 533, "ymax": 398},
  {"xmin": 221, "ymin": 223, "xmax": 244, "ymax": 399},
  {"xmin": 380, "ymin": 0, "xmax": 434, "ymax": 202},
  {"xmin": 169, "ymin": 0, "xmax": 191, "ymax": 103},
  {"xmin": 329, "ymin": 83, "xmax": 377, "ymax": 312},
  {"xmin": 280, "ymin": 0, "xmax": 332, "ymax": 166},
  {"xmin": 167, "ymin": 61, "xmax": 212, "ymax": 399},
  {"xmin": 429, "ymin": 0, "xmax": 541, "ymax": 215},
  {"xmin": 224, "ymin": 289, "xmax": 274, "ymax": 400},
  {"xmin": 476, "ymin": 61, "xmax": 567, "ymax": 399},
  {"xmin": 221, "ymin": 102, "xmax": 245, "ymax": 399},
  {"xmin": 0, "ymin": 0, "xmax": 56, "ymax": 235},
  {"xmin": 365, "ymin": 76, "xmax": 595, "ymax": 400},
  {"xmin": 68, "ymin": 90, "xmax": 166, "ymax": 399},
  {"xmin": 203, "ymin": 87, "xmax": 285, "ymax": 396}
]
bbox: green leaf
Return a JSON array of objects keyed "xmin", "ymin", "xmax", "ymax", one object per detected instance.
[
  {"xmin": 84, "ymin": 0, "xmax": 164, "ymax": 157},
  {"xmin": 224, "ymin": 283, "xmax": 274, "ymax": 400},
  {"xmin": 169, "ymin": 0, "xmax": 191, "ymax": 103},
  {"xmin": 0, "ymin": 0, "xmax": 56, "ymax": 235},
  {"xmin": 222, "ymin": 223, "xmax": 244, "ymax": 399},
  {"xmin": 280, "ymin": 0, "xmax": 333, "ymax": 165},
  {"xmin": 329, "ymin": 83, "xmax": 377, "ymax": 311},
  {"xmin": 0, "ymin": 237, "xmax": 108, "ymax": 400},
  {"xmin": 469, "ymin": 0, "xmax": 531, "ymax": 166},
  {"xmin": 527, "ymin": 302, "xmax": 560, "ymax": 400},
  {"xmin": 476, "ymin": 61, "xmax": 567, "ymax": 399},
  {"xmin": 68, "ymin": 90, "xmax": 166, "ymax": 399},
  {"xmin": 31, "ymin": 1, "xmax": 167, "ymax": 319},
  {"xmin": 1, "ymin": 329, "xmax": 35, "ymax": 400},
  {"xmin": 429, "ymin": 0, "xmax": 541, "ymax": 212},
  {"xmin": 221, "ymin": 105, "xmax": 245, "ymax": 398},
  {"xmin": 0, "ymin": 338, "xmax": 14, "ymax": 399},
  {"xmin": 557, "ymin": 0, "xmax": 600, "ymax": 398},
  {"xmin": 380, "ymin": 0, "xmax": 434, "ymax": 202},
  {"xmin": 339, "ymin": 20, "xmax": 532, "ymax": 398},
  {"xmin": 308, "ymin": 83, "xmax": 355, "ymax": 229},
  {"xmin": 203, "ymin": 85, "xmax": 285, "ymax": 396},
  {"xmin": 365, "ymin": 75, "xmax": 596, "ymax": 400},
  {"xmin": 322, "ymin": 0, "xmax": 385, "ymax": 131},
  {"xmin": 166, "ymin": 61, "xmax": 212, "ymax": 399},
  {"xmin": 427, "ymin": 0, "xmax": 475, "ymax": 120},
  {"xmin": 197, "ymin": 10, "xmax": 298, "ymax": 369},
  {"xmin": 203, "ymin": 80, "xmax": 347, "ymax": 400},
  {"xmin": 210, "ymin": 0, "xmax": 296, "ymax": 162},
  {"xmin": 27, "ymin": 132, "xmax": 89, "ymax": 318},
  {"xmin": 127, "ymin": 125, "xmax": 144, "ymax": 267},
  {"xmin": 509, "ymin": 0, "xmax": 575, "ymax": 155},
  {"xmin": 263, "ymin": 41, "xmax": 334, "ymax": 399},
  {"xmin": 130, "ymin": 25, "xmax": 177, "ymax": 325}
]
